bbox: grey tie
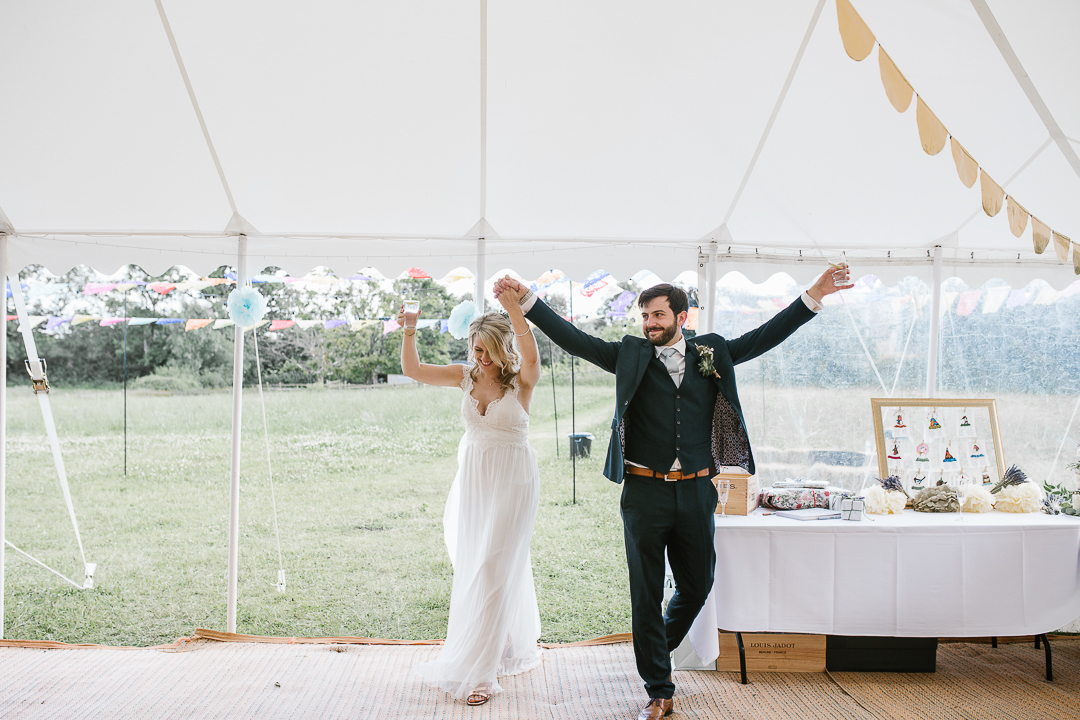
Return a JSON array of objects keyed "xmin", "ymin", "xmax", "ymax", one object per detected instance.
[{"xmin": 660, "ymin": 347, "xmax": 681, "ymax": 386}]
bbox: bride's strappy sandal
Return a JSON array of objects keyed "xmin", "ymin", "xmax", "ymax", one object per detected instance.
[{"xmin": 466, "ymin": 691, "xmax": 492, "ymax": 706}]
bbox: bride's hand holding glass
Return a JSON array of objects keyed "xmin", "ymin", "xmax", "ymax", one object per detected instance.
[{"xmin": 398, "ymin": 302, "xmax": 420, "ymax": 330}]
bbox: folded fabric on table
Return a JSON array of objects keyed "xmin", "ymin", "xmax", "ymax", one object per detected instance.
[{"xmin": 760, "ymin": 486, "xmax": 850, "ymax": 510}]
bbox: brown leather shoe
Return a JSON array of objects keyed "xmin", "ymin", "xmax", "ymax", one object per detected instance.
[{"xmin": 637, "ymin": 697, "xmax": 673, "ymax": 720}]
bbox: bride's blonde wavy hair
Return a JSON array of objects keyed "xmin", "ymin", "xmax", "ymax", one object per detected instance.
[{"xmin": 467, "ymin": 312, "xmax": 521, "ymax": 392}]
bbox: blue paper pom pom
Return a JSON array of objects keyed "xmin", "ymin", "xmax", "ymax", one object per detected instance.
[
  {"xmin": 227, "ymin": 286, "xmax": 268, "ymax": 328},
  {"xmin": 448, "ymin": 301, "xmax": 481, "ymax": 339}
]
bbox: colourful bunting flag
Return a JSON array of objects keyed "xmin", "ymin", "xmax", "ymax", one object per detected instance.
[
  {"xmin": 156, "ymin": 318, "xmax": 184, "ymax": 325},
  {"xmin": 294, "ymin": 320, "xmax": 322, "ymax": 330},
  {"xmin": 980, "ymin": 287, "xmax": 1010, "ymax": 314},
  {"xmin": 127, "ymin": 318, "xmax": 157, "ymax": 326},
  {"xmin": 416, "ymin": 319, "xmax": 440, "ymax": 329},
  {"xmin": 610, "ymin": 290, "xmax": 636, "ymax": 314},
  {"xmin": 1005, "ymin": 288, "xmax": 1030, "ymax": 309},
  {"xmin": 324, "ymin": 319, "xmax": 347, "ymax": 329},
  {"xmin": 213, "ymin": 319, "xmax": 235, "ymax": 329},
  {"xmin": 269, "ymin": 319, "xmax": 296, "ymax": 331},
  {"xmin": 83, "ymin": 283, "xmax": 118, "ymax": 295},
  {"xmin": 440, "ymin": 319, "xmax": 449, "ymax": 333},
  {"xmin": 580, "ymin": 270, "xmax": 612, "ymax": 298},
  {"xmin": 185, "ymin": 319, "xmax": 213, "ymax": 331},
  {"xmin": 71, "ymin": 314, "xmax": 100, "ymax": 325},
  {"xmin": 955, "ymin": 290, "xmax": 982, "ymax": 316},
  {"xmin": 45, "ymin": 316, "xmax": 73, "ymax": 331},
  {"xmin": 349, "ymin": 273, "xmax": 374, "ymax": 282},
  {"xmin": 406, "ymin": 267, "xmax": 431, "ymax": 279},
  {"xmin": 148, "ymin": 283, "xmax": 176, "ymax": 295},
  {"xmin": 531, "ymin": 270, "xmax": 567, "ymax": 292},
  {"xmin": 19, "ymin": 316, "xmax": 48, "ymax": 330},
  {"xmin": 685, "ymin": 307, "xmax": 699, "ymax": 331},
  {"xmin": 5, "ymin": 315, "xmax": 15, "ymax": 321},
  {"xmin": 383, "ymin": 319, "xmax": 401, "ymax": 334},
  {"xmin": 99, "ymin": 318, "xmax": 128, "ymax": 326}
]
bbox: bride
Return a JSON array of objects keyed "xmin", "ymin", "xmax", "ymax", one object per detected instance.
[{"xmin": 397, "ymin": 287, "xmax": 543, "ymax": 706}]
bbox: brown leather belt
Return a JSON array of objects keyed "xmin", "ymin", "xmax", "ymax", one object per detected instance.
[{"xmin": 624, "ymin": 465, "xmax": 711, "ymax": 482}]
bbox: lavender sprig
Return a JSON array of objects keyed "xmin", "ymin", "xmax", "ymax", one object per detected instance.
[
  {"xmin": 990, "ymin": 464, "xmax": 1027, "ymax": 495},
  {"xmin": 877, "ymin": 475, "xmax": 910, "ymax": 498}
]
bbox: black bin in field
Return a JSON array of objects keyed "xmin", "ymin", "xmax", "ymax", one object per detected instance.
[{"xmin": 568, "ymin": 433, "xmax": 594, "ymax": 458}]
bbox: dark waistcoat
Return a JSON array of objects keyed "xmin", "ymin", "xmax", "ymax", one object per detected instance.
[{"xmin": 623, "ymin": 353, "xmax": 719, "ymax": 474}]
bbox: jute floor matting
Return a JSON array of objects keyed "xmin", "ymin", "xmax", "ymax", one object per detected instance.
[{"xmin": 0, "ymin": 633, "xmax": 1077, "ymax": 719}]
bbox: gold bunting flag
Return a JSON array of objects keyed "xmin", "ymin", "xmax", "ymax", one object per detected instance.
[
  {"xmin": 878, "ymin": 47, "xmax": 913, "ymax": 112},
  {"xmin": 837, "ymin": 0, "xmax": 875, "ymax": 61},
  {"xmin": 916, "ymin": 98, "xmax": 947, "ymax": 155},
  {"xmin": 1006, "ymin": 196, "xmax": 1029, "ymax": 238},
  {"xmin": 950, "ymin": 137, "xmax": 978, "ymax": 188},
  {"xmin": 1074, "ymin": 243, "xmax": 1080, "ymax": 275},
  {"xmin": 1053, "ymin": 232, "xmax": 1071, "ymax": 264},
  {"xmin": 980, "ymin": 170, "xmax": 1004, "ymax": 217},
  {"xmin": 71, "ymin": 314, "xmax": 100, "ymax": 326},
  {"xmin": 1032, "ymin": 217, "xmax": 1051, "ymax": 253}
]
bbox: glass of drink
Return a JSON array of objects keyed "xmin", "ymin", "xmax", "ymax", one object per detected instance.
[
  {"xmin": 403, "ymin": 299, "xmax": 420, "ymax": 315},
  {"xmin": 828, "ymin": 252, "xmax": 850, "ymax": 287},
  {"xmin": 952, "ymin": 474, "xmax": 971, "ymax": 522},
  {"xmin": 717, "ymin": 479, "xmax": 731, "ymax": 518}
]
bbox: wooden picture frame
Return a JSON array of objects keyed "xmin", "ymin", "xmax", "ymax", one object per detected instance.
[{"xmin": 870, "ymin": 398, "xmax": 1005, "ymax": 484}]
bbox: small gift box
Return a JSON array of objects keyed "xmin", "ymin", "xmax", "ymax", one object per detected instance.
[{"xmin": 840, "ymin": 498, "xmax": 864, "ymax": 521}]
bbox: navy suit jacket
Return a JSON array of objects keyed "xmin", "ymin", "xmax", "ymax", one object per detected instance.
[{"xmin": 525, "ymin": 297, "xmax": 816, "ymax": 483}]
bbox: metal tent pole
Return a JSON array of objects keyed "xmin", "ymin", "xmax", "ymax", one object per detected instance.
[
  {"xmin": 476, "ymin": 237, "xmax": 487, "ymax": 313},
  {"xmin": 548, "ymin": 338, "xmax": 559, "ymax": 458},
  {"xmin": 227, "ymin": 235, "xmax": 248, "ymax": 633},
  {"xmin": 0, "ymin": 234, "xmax": 7, "ymax": 638},
  {"xmin": 925, "ymin": 246, "xmax": 943, "ymax": 398},
  {"xmin": 570, "ymin": 289, "xmax": 576, "ymax": 504},
  {"xmin": 123, "ymin": 292, "xmax": 127, "ymax": 476}
]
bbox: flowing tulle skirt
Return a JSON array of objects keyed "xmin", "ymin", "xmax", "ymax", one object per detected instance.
[{"xmin": 414, "ymin": 432, "xmax": 542, "ymax": 698}]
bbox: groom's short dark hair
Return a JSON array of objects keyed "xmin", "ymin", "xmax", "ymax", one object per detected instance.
[{"xmin": 638, "ymin": 284, "xmax": 688, "ymax": 316}]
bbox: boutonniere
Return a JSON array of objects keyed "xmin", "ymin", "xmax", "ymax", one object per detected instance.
[{"xmin": 693, "ymin": 343, "xmax": 720, "ymax": 379}]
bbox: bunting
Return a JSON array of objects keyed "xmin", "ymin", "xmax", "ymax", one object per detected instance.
[{"xmin": 838, "ymin": 0, "xmax": 1074, "ymax": 271}]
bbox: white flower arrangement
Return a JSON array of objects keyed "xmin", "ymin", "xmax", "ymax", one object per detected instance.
[
  {"xmin": 863, "ymin": 485, "xmax": 907, "ymax": 515},
  {"xmin": 994, "ymin": 482, "xmax": 1044, "ymax": 513},
  {"xmin": 962, "ymin": 486, "xmax": 995, "ymax": 513}
]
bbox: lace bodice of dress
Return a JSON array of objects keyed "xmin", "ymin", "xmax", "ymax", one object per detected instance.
[{"xmin": 460, "ymin": 368, "xmax": 530, "ymax": 444}]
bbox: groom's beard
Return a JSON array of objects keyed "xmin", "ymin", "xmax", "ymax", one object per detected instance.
[{"xmin": 645, "ymin": 321, "xmax": 678, "ymax": 346}]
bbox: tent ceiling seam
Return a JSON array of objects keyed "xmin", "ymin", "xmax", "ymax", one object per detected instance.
[
  {"xmin": 969, "ymin": 0, "xmax": 1080, "ymax": 183},
  {"xmin": 154, "ymin": 0, "xmax": 238, "ymax": 215},
  {"xmin": 721, "ymin": 0, "xmax": 827, "ymax": 227}
]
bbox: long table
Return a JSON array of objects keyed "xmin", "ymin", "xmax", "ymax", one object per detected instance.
[{"xmin": 683, "ymin": 508, "xmax": 1080, "ymax": 669}]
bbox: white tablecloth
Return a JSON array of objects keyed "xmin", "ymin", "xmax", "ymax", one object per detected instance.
[{"xmin": 685, "ymin": 509, "xmax": 1080, "ymax": 664}]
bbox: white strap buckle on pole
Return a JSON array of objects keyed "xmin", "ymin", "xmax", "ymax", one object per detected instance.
[{"xmin": 24, "ymin": 357, "xmax": 50, "ymax": 395}]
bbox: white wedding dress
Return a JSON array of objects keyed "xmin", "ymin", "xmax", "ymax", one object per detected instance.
[{"xmin": 415, "ymin": 367, "xmax": 542, "ymax": 698}]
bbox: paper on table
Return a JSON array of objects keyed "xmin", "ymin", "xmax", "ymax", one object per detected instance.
[{"xmin": 774, "ymin": 508, "xmax": 842, "ymax": 521}]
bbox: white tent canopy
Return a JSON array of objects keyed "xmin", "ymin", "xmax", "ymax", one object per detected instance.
[{"xmin": 1, "ymin": 0, "xmax": 1078, "ymax": 286}]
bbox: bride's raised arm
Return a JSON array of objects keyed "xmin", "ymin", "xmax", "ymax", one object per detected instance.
[
  {"xmin": 497, "ymin": 286, "xmax": 540, "ymax": 390},
  {"xmin": 398, "ymin": 304, "xmax": 466, "ymax": 388}
]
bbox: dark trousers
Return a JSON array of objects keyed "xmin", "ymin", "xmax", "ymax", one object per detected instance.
[{"xmin": 620, "ymin": 473, "xmax": 717, "ymax": 699}]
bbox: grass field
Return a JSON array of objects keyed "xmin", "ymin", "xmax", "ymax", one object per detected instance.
[
  {"xmin": 3, "ymin": 366, "xmax": 1078, "ymax": 646},
  {"xmin": 1, "ymin": 371, "xmax": 630, "ymax": 646}
]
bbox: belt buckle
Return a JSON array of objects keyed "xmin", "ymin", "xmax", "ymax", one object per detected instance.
[{"xmin": 663, "ymin": 472, "xmax": 678, "ymax": 482}]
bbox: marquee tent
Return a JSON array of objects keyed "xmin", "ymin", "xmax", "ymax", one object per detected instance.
[
  {"xmin": 1, "ymin": 0, "xmax": 1079, "ymax": 636},
  {"xmin": 1, "ymin": 0, "xmax": 1078, "ymax": 289}
]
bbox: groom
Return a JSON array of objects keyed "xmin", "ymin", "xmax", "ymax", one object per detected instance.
[{"xmin": 496, "ymin": 266, "xmax": 850, "ymax": 720}]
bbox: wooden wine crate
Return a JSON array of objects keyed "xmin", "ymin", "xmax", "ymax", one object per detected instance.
[
  {"xmin": 717, "ymin": 633, "xmax": 826, "ymax": 673},
  {"xmin": 712, "ymin": 472, "xmax": 759, "ymax": 515}
]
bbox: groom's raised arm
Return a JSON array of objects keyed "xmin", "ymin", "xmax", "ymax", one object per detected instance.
[{"xmin": 496, "ymin": 279, "xmax": 621, "ymax": 374}]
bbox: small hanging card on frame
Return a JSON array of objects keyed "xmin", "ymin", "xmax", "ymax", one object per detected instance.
[{"xmin": 871, "ymin": 398, "xmax": 1005, "ymax": 487}]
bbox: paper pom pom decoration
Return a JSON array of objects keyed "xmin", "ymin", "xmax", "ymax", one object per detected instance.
[
  {"xmin": 994, "ymin": 482, "xmax": 1043, "ymax": 513},
  {"xmin": 863, "ymin": 485, "xmax": 907, "ymax": 514},
  {"xmin": 447, "ymin": 300, "xmax": 482, "ymax": 339},
  {"xmin": 226, "ymin": 287, "xmax": 268, "ymax": 328},
  {"xmin": 963, "ymin": 485, "xmax": 994, "ymax": 513}
]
